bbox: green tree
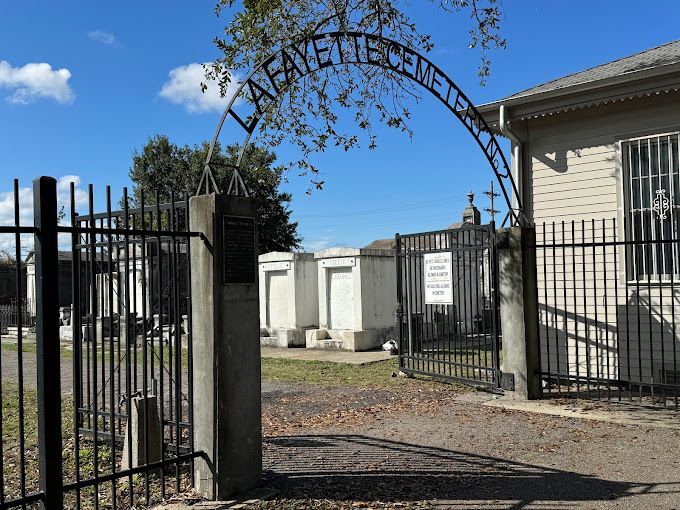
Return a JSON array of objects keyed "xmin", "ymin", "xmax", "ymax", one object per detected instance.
[
  {"xmin": 128, "ymin": 135, "xmax": 302, "ymax": 253},
  {"xmin": 207, "ymin": 0, "xmax": 505, "ymax": 188},
  {"xmin": 0, "ymin": 250, "xmax": 17, "ymax": 270}
]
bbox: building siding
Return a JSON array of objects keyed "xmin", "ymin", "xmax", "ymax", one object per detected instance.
[{"xmin": 526, "ymin": 92, "xmax": 680, "ymax": 385}]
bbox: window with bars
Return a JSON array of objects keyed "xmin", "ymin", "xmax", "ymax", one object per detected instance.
[{"xmin": 622, "ymin": 133, "xmax": 680, "ymax": 281}]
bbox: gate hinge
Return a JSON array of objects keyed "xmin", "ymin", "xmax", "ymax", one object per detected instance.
[{"xmin": 501, "ymin": 372, "xmax": 515, "ymax": 391}]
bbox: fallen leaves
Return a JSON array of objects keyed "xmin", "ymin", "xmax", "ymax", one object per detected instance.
[{"xmin": 263, "ymin": 387, "xmax": 464, "ymax": 437}]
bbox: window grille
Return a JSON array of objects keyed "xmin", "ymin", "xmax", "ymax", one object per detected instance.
[
  {"xmin": 623, "ymin": 133, "xmax": 680, "ymax": 281},
  {"xmin": 663, "ymin": 369, "xmax": 680, "ymax": 385}
]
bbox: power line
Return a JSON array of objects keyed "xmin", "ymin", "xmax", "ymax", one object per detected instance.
[
  {"xmin": 300, "ymin": 214, "xmax": 453, "ymax": 230},
  {"xmin": 293, "ymin": 195, "xmax": 460, "ymax": 218}
]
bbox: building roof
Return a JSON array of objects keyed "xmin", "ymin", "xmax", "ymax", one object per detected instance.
[
  {"xmin": 364, "ymin": 239, "xmax": 396, "ymax": 250},
  {"xmin": 446, "ymin": 221, "xmax": 465, "ymax": 230},
  {"xmin": 478, "ymin": 39, "xmax": 680, "ymax": 122},
  {"xmin": 508, "ymin": 40, "xmax": 680, "ymax": 101}
]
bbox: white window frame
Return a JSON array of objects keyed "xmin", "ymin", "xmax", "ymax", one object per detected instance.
[{"xmin": 621, "ymin": 131, "xmax": 680, "ymax": 283}]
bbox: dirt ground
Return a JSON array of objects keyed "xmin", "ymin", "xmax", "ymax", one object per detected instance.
[
  {"xmin": 256, "ymin": 379, "xmax": 680, "ymax": 510},
  {"xmin": 3, "ymin": 348, "xmax": 679, "ymax": 509}
]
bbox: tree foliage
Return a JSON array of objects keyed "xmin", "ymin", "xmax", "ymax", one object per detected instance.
[
  {"xmin": 0, "ymin": 250, "xmax": 18, "ymax": 270},
  {"xmin": 207, "ymin": 0, "xmax": 506, "ymax": 189},
  {"xmin": 128, "ymin": 135, "xmax": 302, "ymax": 253}
]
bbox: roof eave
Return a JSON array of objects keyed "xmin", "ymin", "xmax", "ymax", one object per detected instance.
[{"xmin": 477, "ymin": 61, "xmax": 680, "ymax": 125}]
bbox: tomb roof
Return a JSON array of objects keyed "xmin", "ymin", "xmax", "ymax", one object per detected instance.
[
  {"xmin": 258, "ymin": 251, "xmax": 314, "ymax": 262},
  {"xmin": 315, "ymin": 247, "xmax": 394, "ymax": 258}
]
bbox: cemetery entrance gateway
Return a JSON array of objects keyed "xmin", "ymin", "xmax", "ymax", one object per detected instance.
[
  {"xmin": 200, "ymin": 30, "xmax": 526, "ymax": 387},
  {"xmin": 395, "ymin": 223, "xmax": 502, "ymax": 388}
]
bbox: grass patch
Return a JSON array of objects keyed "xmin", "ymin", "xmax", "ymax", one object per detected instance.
[
  {"xmin": 0, "ymin": 341, "xmax": 37, "ymax": 354},
  {"xmin": 0, "ymin": 380, "xmax": 192, "ymax": 509},
  {"xmin": 1, "ymin": 341, "xmax": 189, "ymax": 367},
  {"xmin": 1, "ymin": 341, "xmax": 73, "ymax": 357},
  {"xmin": 261, "ymin": 357, "xmax": 467, "ymax": 390},
  {"xmin": 77, "ymin": 342, "xmax": 189, "ymax": 367},
  {"xmin": 261, "ymin": 357, "xmax": 402, "ymax": 388}
]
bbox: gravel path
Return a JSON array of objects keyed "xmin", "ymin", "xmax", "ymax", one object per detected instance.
[
  {"xmin": 0, "ymin": 349, "xmax": 74, "ymax": 391},
  {"xmin": 259, "ymin": 381, "xmax": 680, "ymax": 509}
]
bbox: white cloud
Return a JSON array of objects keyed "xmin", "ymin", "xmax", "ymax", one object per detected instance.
[
  {"xmin": 0, "ymin": 175, "xmax": 88, "ymax": 256},
  {"xmin": 88, "ymin": 29, "xmax": 117, "ymax": 46},
  {"xmin": 0, "ymin": 185, "xmax": 32, "ymax": 256},
  {"xmin": 0, "ymin": 60, "xmax": 74, "ymax": 105},
  {"xmin": 159, "ymin": 63, "xmax": 240, "ymax": 114},
  {"xmin": 304, "ymin": 237, "xmax": 339, "ymax": 252},
  {"xmin": 56, "ymin": 175, "xmax": 89, "ymax": 213}
]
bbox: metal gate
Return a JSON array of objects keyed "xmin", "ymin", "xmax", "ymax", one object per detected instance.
[
  {"xmin": 0, "ymin": 177, "xmax": 202, "ymax": 510},
  {"xmin": 72, "ymin": 195, "xmax": 193, "ymax": 453},
  {"xmin": 396, "ymin": 223, "xmax": 502, "ymax": 388},
  {"xmin": 67, "ymin": 186, "xmax": 199, "ymax": 507}
]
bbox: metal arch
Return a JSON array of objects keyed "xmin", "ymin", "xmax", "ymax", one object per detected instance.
[{"xmin": 201, "ymin": 31, "xmax": 526, "ymax": 225}]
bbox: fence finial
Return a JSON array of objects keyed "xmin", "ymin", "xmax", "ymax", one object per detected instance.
[
  {"xmin": 226, "ymin": 166, "xmax": 250, "ymax": 198},
  {"xmin": 195, "ymin": 164, "xmax": 221, "ymax": 196}
]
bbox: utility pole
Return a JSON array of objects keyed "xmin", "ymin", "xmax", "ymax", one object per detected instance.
[{"xmin": 483, "ymin": 180, "xmax": 500, "ymax": 223}]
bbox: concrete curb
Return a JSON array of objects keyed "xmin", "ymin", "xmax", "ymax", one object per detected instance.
[
  {"xmin": 153, "ymin": 488, "xmax": 277, "ymax": 509},
  {"xmin": 484, "ymin": 396, "xmax": 680, "ymax": 430}
]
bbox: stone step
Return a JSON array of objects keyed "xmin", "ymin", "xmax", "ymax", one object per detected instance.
[{"xmin": 316, "ymin": 338, "xmax": 344, "ymax": 350}]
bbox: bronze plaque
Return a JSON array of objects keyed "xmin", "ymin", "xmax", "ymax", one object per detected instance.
[{"xmin": 222, "ymin": 215, "xmax": 256, "ymax": 284}]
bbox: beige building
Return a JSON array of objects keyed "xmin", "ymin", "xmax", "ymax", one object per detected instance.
[{"xmin": 479, "ymin": 40, "xmax": 680, "ymax": 390}]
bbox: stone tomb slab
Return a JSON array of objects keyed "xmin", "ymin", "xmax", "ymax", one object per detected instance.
[
  {"xmin": 306, "ymin": 248, "xmax": 396, "ymax": 352},
  {"xmin": 258, "ymin": 252, "xmax": 318, "ymax": 348}
]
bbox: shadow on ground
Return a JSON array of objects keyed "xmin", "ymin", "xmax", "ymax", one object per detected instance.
[{"xmin": 263, "ymin": 434, "xmax": 678, "ymax": 508}]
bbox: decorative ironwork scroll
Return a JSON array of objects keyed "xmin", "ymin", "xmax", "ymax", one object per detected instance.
[
  {"xmin": 653, "ymin": 189, "xmax": 671, "ymax": 220},
  {"xmin": 201, "ymin": 31, "xmax": 526, "ymax": 225}
]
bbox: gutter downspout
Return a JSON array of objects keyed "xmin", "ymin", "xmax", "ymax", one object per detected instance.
[{"xmin": 499, "ymin": 105, "xmax": 523, "ymax": 223}]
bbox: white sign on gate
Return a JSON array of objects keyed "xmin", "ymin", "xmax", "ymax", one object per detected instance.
[{"xmin": 423, "ymin": 252, "xmax": 453, "ymax": 304}]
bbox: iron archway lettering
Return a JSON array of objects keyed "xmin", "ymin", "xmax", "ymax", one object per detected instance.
[{"xmin": 201, "ymin": 31, "xmax": 525, "ymax": 225}]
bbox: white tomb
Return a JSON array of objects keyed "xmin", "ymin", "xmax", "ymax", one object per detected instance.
[
  {"xmin": 306, "ymin": 248, "xmax": 396, "ymax": 351},
  {"xmin": 258, "ymin": 252, "xmax": 318, "ymax": 347}
]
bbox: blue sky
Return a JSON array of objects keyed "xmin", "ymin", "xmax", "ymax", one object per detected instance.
[{"xmin": 1, "ymin": 1, "xmax": 680, "ymax": 252}]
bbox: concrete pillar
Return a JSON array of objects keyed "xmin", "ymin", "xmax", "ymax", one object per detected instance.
[
  {"xmin": 497, "ymin": 226, "xmax": 541, "ymax": 400},
  {"xmin": 189, "ymin": 193, "xmax": 262, "ymax": 499},
  {"xmin": 122, "ymin": 395, "xmax": 162, "ymax": 469}
]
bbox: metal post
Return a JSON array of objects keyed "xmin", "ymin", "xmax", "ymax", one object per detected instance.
[
  {"xmin": 394, "ymin": 234, "xmax": 405, "ymax": 365},
  {"xmin": 33, "ymin": 177, "xmax": 64, "ymax": 509}
]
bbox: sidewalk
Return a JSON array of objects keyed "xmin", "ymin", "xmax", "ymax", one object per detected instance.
[{"xmin": 484, "ymin": 395, "xmax": 680, "ymax": 430}]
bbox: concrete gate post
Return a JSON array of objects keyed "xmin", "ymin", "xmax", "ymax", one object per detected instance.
[
  {"xmin": 189, "ymin": 193, "xmax": 262, "ymax": 499},
  {"xmin": 497, "ymin": 226, "xmax": 542, "ymax": 400}
]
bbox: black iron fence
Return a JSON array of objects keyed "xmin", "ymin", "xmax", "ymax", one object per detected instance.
[
  {"xmin": 0, "ymin": 180, "xmax": 42, "ymax": 509},
  {"xmin": 0, "ymin": 177, "xmax": 202, "ymax": 509},
  {"xmin": 536, "ymin": 219, "xmax": 680, "ymax": 408},
  {"xmin": 396, "ymin": 223, "xmax": 501, "ymax": 388},
  {"xmin": 0, "ymin": 300, "xmax": 34, "ymax": 330}
]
